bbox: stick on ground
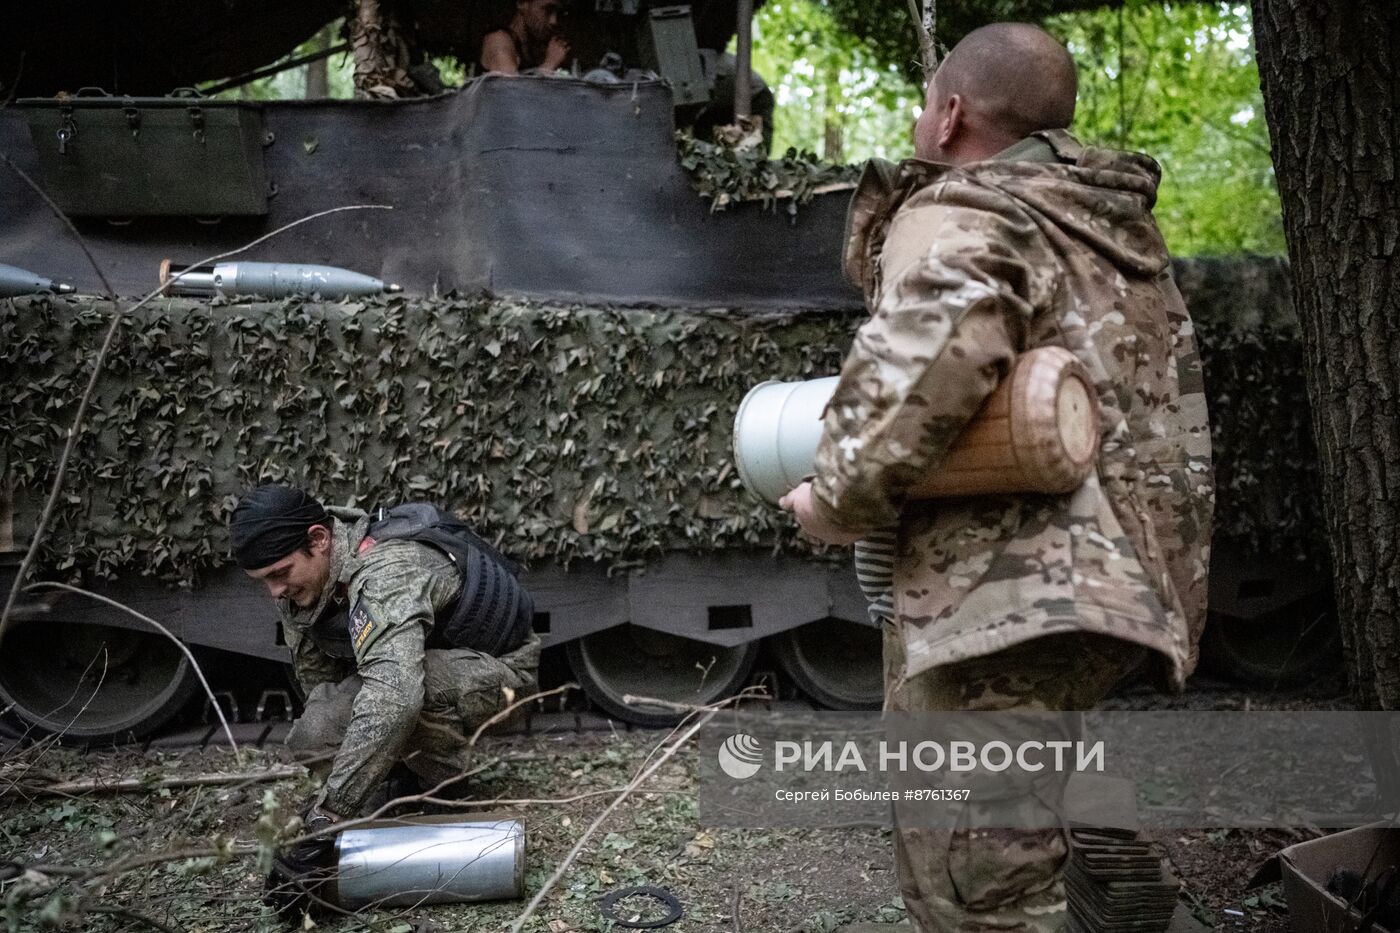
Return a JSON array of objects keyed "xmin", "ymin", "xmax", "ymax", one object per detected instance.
[{"xmin": 4, "ymin": 765, "xmax": 303, "ymax": 799}]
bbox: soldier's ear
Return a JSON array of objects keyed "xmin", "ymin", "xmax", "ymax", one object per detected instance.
[
  {"xmin": 306, "ymin": 523, "xmax": 333, "ymax": 555},
  {"xmin": 938, "ymin": 94, "xmax": 965, "ymax": 150}
]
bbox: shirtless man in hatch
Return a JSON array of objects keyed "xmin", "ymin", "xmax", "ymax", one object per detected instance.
[{"xmin": 480, "ymin": 0, "xmax": 570, "ymax": 74}]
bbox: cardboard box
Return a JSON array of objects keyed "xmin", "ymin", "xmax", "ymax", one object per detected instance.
[{"xmin": 1278, "ymin": 823, "xmax": 1400, "ymax": 933}]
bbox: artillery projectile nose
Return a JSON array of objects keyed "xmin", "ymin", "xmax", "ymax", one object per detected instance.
[
  {"xmin": 0, "ymin": 262, "xmax": 74, "ymax": 298},
  {"xmin": 385, "ymin": 283, "xmax": 403, "ymax": 293},
  {"xmin": 55, "ymin": 283, "xmax": 76, "ymax": 294}
]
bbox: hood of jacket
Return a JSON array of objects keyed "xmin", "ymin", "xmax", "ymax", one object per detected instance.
[{"xmin": 844, "ymin": 130, "xmax": 1170, "ymax": 299}]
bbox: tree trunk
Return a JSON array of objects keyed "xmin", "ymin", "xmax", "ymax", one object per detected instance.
[
  {"xmin": 305, "ymin": 27, "xmax": 331, "ymax": 99},
  {"xmin": 1251, "ymin": 1, "xmax": 1400, "ymax": 708},
  {"xmin": 822, "ymin": 60, "xmax": 844, "ymax": 163},
  {"xmin": 350, "ymin": 0, "xmax": 415, "ymax": 99}
]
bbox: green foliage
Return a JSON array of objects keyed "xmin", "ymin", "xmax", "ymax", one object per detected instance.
[
  {"xmin": 1046, "ymin": 2, "xmax": 1284, "ymax": 255},
  {"xmin": 825, "ymin": 0, "xmax": 1124, "ymax": 80},
  {"xmin": 767, "ymin": 1, "xmax": 1281, "ymax": 255},
  {"xmin": 1, "ymin": 260, "xmax": 1321, "ymax": 588},
  {"xmin": 750, "ymin": 1, "xmax": 922, "ymax": 161},
  {"xmin": 209, "ymin": 25, "xmax": 357, "ymax": 101}
]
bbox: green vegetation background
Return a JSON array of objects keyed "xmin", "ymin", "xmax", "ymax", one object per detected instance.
[{"xmin": 749, "ymin": 0, "xmax": 1281, "ymax": 255}]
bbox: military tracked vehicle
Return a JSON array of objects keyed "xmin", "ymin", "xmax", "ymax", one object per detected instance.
[{"xmin": 0, "ymin": 1, "xmax": 1336, "ymax": 743}]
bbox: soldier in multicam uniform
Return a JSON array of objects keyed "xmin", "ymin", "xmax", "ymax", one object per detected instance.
[
  {"xmin": 781, "ymin": 23, "xmax": 1212, "ymax": 933},
  {"xmin": 228, "ymin": 484, "xmax": 540, "ymax": 904}
]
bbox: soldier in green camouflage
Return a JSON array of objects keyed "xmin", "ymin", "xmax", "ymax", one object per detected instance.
[
  {"xmin": 229, "ymin": 484, "xmax": 541, "ymax": 822},
  {"xmin": 782, "ymin": 23, "xmax": 1212, "ymax": 933}
]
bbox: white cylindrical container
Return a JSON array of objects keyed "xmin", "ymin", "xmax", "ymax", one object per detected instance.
[
  {"xmin": 332, "ymin": 816, "xmax": 525, "ymax": 909},
  {"xmin": 732, "ymin": 376, "xmax": 838, "ymax": 505},
  {"xmin": 732, "ymin": 347, "xmax": 1100, "ymax": 505}
]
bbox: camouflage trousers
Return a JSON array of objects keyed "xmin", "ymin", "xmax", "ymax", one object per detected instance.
[
  {"xmin": 883, "ymin": 627, "xmax": 1145, "ymax": 933},
  {"xmin": 287, "ymin": 632, "xmax": 541, "ymax": 811}
]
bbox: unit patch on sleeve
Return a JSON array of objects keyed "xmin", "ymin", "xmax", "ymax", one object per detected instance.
[{"xmin": 348, "ymin": 599, "xmax": 376, "ymax": 651}]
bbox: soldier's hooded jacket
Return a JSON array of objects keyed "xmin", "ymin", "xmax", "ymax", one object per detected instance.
[{"xmin": 813, "ymin": 129, "xmax": 1213, "ymax": 691}]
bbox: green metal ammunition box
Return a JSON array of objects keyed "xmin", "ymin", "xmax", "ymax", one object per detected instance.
[
  {"xmin": 18, "ymin": 92, "xmax": 270, "ymax": 217},
  {"xmin": 639, "ymin": 6, "xmax": 710, "ymax": 107}
]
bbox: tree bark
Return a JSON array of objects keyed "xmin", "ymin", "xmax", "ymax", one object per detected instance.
[
  {"xmin": 350, "ymin": 0, "xmax": 416, "ymax": 99},
  {"xmin": 1251, "ymin": 1, "xmax": 1400, "ymax": 708}
]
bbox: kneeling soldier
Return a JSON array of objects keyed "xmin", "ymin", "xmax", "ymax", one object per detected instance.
[{"xmin": 229, "ymin": 484, "xmax": 540, "ymax": 904}]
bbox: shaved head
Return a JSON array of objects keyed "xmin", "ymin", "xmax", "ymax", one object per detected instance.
[{"xmin": 914, "ymin": 23, "xmax": 1078, "ymax": 164}]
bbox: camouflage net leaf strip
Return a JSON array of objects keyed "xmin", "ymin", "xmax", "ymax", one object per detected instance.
[{"xmin": 677, "ymin": 133, "xmax": 861, "ymax": 213}]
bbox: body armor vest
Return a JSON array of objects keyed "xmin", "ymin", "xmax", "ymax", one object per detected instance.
[{"xmin": 309, "ymin": 504, "xmax": 534, "ymax": 659}]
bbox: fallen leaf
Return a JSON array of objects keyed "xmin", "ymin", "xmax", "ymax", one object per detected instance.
[{"xmin": 684, "ymin": 830, "xmax": 717, "ymax": 858}]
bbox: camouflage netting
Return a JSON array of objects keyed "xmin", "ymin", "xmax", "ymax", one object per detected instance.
[
  {"xmin": 0, "ymin": 256, "xmax": 1324, "ymax": 586},
  {"xmin": 1178, "ymin": 257, "xmax": 1328, "ymax": 571},
  {"xmin": 677, "ymin": 133, "xmax": 862, "ymax": 213}
]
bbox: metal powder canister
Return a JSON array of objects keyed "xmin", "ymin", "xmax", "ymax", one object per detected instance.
[{"xmin": 330, "ymin": 815, "xmax": 525, "ymax": 910}]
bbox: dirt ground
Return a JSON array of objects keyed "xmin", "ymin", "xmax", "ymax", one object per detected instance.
[
  {"xmin": 0, "ymin": 672, "xmax": 1359, "ymax": 932},
  {"xmin": 2, "ymin": 734, "xmax": 907, "ymax": 933}
]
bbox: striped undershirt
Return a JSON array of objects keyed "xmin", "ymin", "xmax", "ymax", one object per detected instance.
[{"xmin": 853, "ymin": 529, "xmax": 898, "ymax": 625}]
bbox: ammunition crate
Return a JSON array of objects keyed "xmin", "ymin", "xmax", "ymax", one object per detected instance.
[{"xmin": 19, "ymin": 90, "xmax": 271, "ymax": 217}]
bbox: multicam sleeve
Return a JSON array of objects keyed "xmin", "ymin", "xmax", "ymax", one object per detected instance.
[
  {"xmin": 811, "ymin": 184, "xmax": 1057, "ymax": 531},
  {"xmin": 317, "ymin": 546, "xmax": 433, "ymax": 815}
]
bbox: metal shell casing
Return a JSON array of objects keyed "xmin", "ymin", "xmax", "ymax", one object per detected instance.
[
  {"xmin": 332, "ymin": 816, "xmax": 525, "ymax": 909},
  {"xmin": 732, "ymin": 376, "xmax": 839, "ymax": 505}
]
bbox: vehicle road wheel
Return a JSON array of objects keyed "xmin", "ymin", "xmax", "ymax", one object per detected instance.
[
  {"xmin": 0, "ymin": 619, "xmax": 199, "ymax": 745},
  {"xmin": 1200, "ymin": 592, "xmax": 1342, "ymax": 689},
  {"xmin": 773, "ymin": 618, "xmax": 885, "ymax": 710},
  {"xmin": 566, "ymin": 625, "xmax": 759, "ymax": 727}
]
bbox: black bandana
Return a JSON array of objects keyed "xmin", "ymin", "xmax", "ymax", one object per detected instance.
[{"xmin": 228, "ymin": 484, "xmax": 328, "ymax": 570}]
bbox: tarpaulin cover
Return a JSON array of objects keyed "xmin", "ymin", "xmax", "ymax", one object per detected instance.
[{"xmin": 0, "ymin": 75, "xmax": 857, "ymax": 308}]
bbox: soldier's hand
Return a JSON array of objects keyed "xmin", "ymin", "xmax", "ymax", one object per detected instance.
[
  {"xmin": 543, "ymin": 35, "xmax": 571, "ymax": 70},
  {"xmin": 779, "ymin": 482, "xmax": 866, "ymax": 546},
  {"xmin": 263, "ymin": 804, "xmax": 341, "ymax": 918}
]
